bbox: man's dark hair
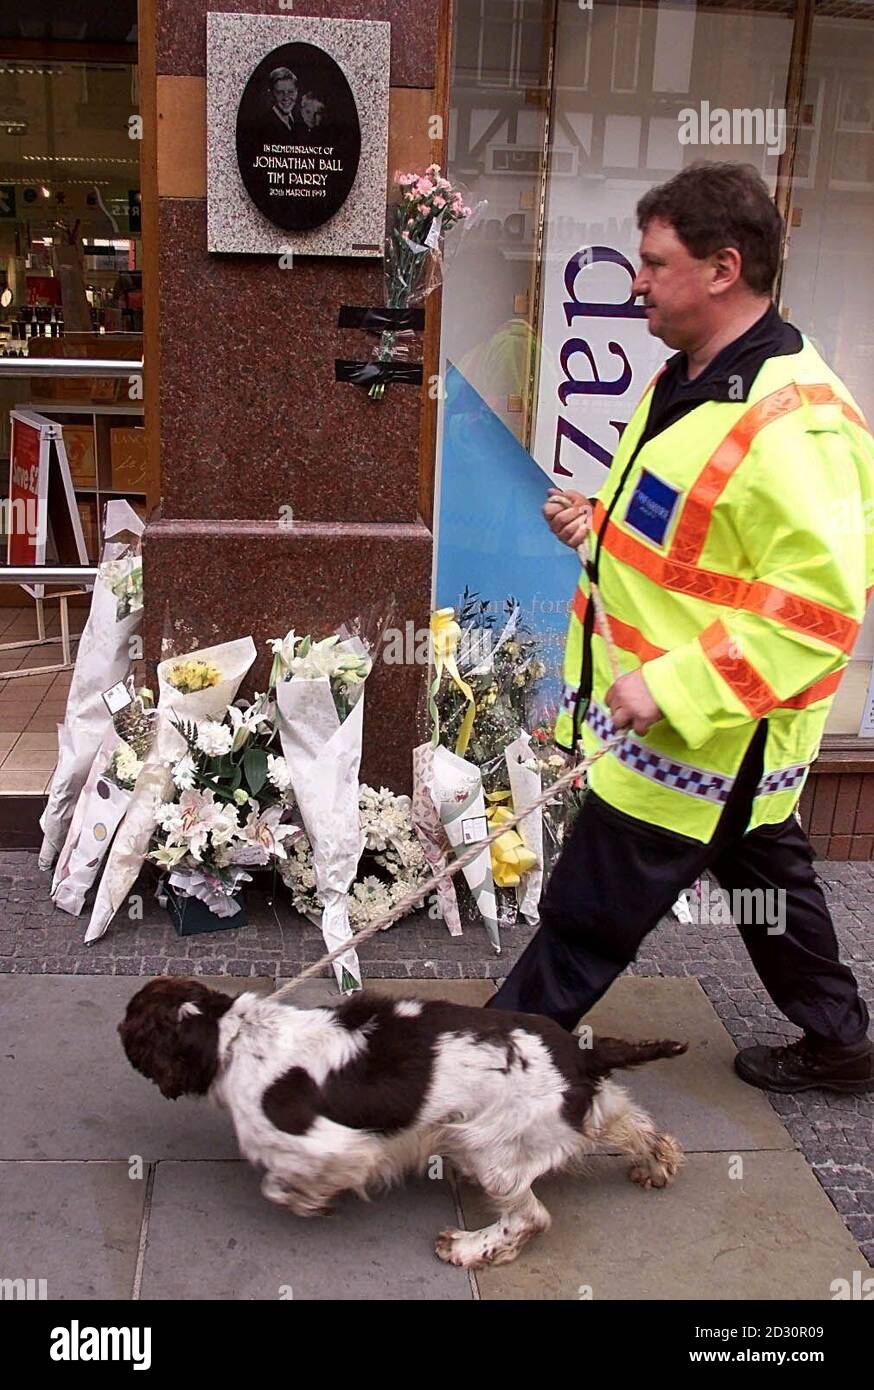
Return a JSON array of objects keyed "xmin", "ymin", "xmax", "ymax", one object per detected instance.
[{"xmin": 636, "ymin": 163, "xmax": 782, "ymax": 295}]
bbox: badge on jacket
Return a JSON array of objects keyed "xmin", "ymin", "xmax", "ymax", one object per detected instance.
[{"xmin": 624, "ymin": 469, "xmax": 683, "ymax": 546}]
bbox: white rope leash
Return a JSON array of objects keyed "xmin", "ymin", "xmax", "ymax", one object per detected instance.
[{"xmin": 270, "ymin": 497, "xmax": 622, "ymax": 1001}]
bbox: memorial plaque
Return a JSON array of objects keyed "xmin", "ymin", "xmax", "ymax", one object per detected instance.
[{"xmin": 207, "ymin": 14, "xmax": 390, "ymax": 257}]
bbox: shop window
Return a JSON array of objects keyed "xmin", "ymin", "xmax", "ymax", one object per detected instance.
[
  {"xmin": 436, "ymin": 0, "xmax": 874, "ymax": 742},
  {"xmin": 0, "ymin": 47, "xmax": 144, "ymax": 569}
]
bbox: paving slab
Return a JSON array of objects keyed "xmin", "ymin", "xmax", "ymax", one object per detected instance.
[
  {"xmin": 0, "ymin": 1161, "xmax": 146, "ymax": 1300},
  {"xmin": 0, "ymin": 975, "xmax": 248, "ymax": 1161},
  {"xmin": 140, "ymin": 1161, "xmax": 471, "ymax": 1301},
  {"xmin": 580, "ymin": 977, "xmax": 794, "ymax": 1153},
  {"xmin": 461, "ymin": 1152, "xmax": 870, "ymax": 1301},
  {"xmin": 275, "ymin": 976, "xmax": 497, "ymax": 1007}
]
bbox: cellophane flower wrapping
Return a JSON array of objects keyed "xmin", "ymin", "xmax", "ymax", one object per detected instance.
[
  {"xmin": 52, "ymin": 691, "xmax": 155, "ymax": 915},
  {"xmin": 505, "ymin": 731, "xmax": 543, "ymax": 925},
  {"xmin": 38, "ymin": 500, "xmax": 145, "ymax": 870},
  {"xmin": 273, "ymin": 626, "xmax": 381, "ymax": 991},
  {"xmin": 430, "ymin": 743, "xmax": 500, "ymax": 953},
  {"xmin": 83, "ymin": 636, "xmax": 256, "ymax": 943},
  {"xmin": 410, "ymin": 741, "xmax": 462, "ymax": 937}
]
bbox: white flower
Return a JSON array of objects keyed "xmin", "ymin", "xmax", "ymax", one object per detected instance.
[
  {"xmin": 112, "ymin": 741, "xmax": 142, "ymax": 789},
  {"xmin": 152, "ymin": 788, "xmax": 240, "ymax": 863},
  {"xmin": 266, "ymin": 754, "xmax": 293, "ymax": 793},
  {"xmin": 227, "ymin": 701, "xmax": 264, "ymax": 752},
  {"xmin": 268, "ymin": 630, "xmax": 298, "ymax": 683},
  {"xmin": 196, "ymin": 720, "xmax": 234, "ymax": 756},
  {"xmin": 241, "ymin": 804, "xmax": 301, "ymax": 862},
  {"xmin": 151, "ymin": 842, "xmax": 189, "ymax": 869},
  {"xmin": 172, "ymin": 752, "xmax": 197, "ymax": 790}
]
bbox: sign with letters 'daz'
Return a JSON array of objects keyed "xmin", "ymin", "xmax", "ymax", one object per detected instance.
[{"xmin": 206, "ymin": 13, "xmax": 389, "ymax": 257}]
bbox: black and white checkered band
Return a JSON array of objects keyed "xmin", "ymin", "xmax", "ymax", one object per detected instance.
[
  {"xmin": 756, "ymin": 763, "xmax": 809, "ymax": 796},
  {"xmin": 561, "ymin": 686, "xmax": 809, "ymax": 805},
  {"xmin": 570, "ymin": 692, "xmax": 733, "ymax": 805}
]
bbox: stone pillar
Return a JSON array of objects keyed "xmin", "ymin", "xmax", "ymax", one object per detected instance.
[{"xmin": 140, "ymin": 1, "xmax": 443, "ymax": 792}]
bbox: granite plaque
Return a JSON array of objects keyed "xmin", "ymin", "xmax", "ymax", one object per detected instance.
[{"xmin": 207, "ymin": 13, "xmax": 390, "ymax": 257}]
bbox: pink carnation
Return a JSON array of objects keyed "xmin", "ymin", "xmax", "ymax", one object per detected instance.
[
  {"xmin": 418, "ymin": 177, "xmax": 434, "ymax": 194},
  {"xmin": 462, "ymin": 205, "xmax": 472, "ymax": 217},
  {"xmin": 433, "ymin": 195, "xmax": 446, "ymax": 209},
  {"xmin": 417, "ymin": 202, "xmax": 429, "ymax": 214}
]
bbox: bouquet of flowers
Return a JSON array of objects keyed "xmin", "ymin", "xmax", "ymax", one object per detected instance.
[
  {"xmin": 485, "ymin": 731, "xmax": 543, "ymax": 927},
  {"xmin": 51, "ymin": 687, "xmax": 156, "ymax": 916},
  {"xmin": 271, "ymin": 617, "xmax": 384, "ymax": 991},
  {"xmin": 38, "ymin": 499, "xmax": 145, "ymax": 870},
  {"xmin": 418, "ymin": 594, "xmax": 549, "ymax": 934},
  {"xmin": 149, "ymin": 691, "xmax": 301, "ymax": 924},
  {"xmin": 367, "ymin": 164, "xmax": 475, "ymax": 399},
  {"xmin": 410, "ymin": 605, "xmax": 503, "ymax": 949},
  {"xmin": 434, "ymin": 590, "xmax": 546, "ymax": 791},
  {"xmin": 84, "ymin": 636, "xmax": 257, "ymax": 943},
  {"xmin": 280, "ymin": 784, "xmax": 430, "ymax": 936}
]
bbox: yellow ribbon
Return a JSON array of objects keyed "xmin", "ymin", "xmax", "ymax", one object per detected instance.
[
  {"xmin": 429, "ymin": 607, "xmax": 477, "ymax": 757},
  {"xmin": 486, "ymin": 791, "xmax": 538, "ymax": 888}
]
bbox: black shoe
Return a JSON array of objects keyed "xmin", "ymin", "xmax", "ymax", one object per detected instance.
[{"xmin": 734, "ymin": 1037, "xmax": 874, "ymax": 1095}]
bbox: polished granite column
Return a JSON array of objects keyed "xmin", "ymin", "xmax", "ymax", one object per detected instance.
[{"xmin": 143, "ymin": 1, "xmax": 441, "ymax": 791}]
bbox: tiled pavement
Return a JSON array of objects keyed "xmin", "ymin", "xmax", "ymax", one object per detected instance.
[
  {"xmin": 0, "ymin": 604, "xmax": 84, "ymax": 794},
  {"xmin": 0, "ymin": 851, "xmax": 871, "ymax": 1294}
]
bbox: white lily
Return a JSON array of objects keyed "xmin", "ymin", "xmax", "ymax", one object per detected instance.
[
  {"xmin": 227, "ymin": 701, "xmax": 264, "ymax": 752},
  {"xmin": 269, "ymin": 630, "xmax": 298, "ymax": 686},
  {"xmin": 241, "ymin": 803, "xmax": 301, "ymax": 862}
]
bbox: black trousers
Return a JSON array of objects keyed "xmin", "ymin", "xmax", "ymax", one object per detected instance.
[{"xmin": 488, "ymin": 724, "xmax": 870, "ymax": 1046}]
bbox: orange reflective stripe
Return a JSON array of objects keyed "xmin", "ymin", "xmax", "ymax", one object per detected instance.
[
  {"xmin": 779, "ymin": 668, "xmax": 843, "ymax": 710},
  {"xmin": 573, "ymin": 587, "xmax": 666, "ymax": 662},
  {"xmin": 598, "ymin": 524, "xmax": 859, "ymax": 654},
  {"xmin": 672, "ymin": 384, "xmax": 805, "ymax": 566},
  {"xmin": 699, "ymin": 620, "xmax": 779, "ymax": 717},
  {"xmin": 798, "ymin": 383, "xmax": 871, "ymax": 435},
  {"xmin": 745, "ymin": 582, "xmax": 858, "ymax": 655},
  {"xmin": 670, "ymin": 383, "xmax": 871, "ymax": 567}
]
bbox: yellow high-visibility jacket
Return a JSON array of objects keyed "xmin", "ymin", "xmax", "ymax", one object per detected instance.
[{"xmin": 555, "ymin": 337, "xmax": 874, "ymax": 841}]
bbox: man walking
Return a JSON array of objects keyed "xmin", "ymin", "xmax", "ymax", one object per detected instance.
[{"xmin": 489, "ymin": 163, "xmax": 874, "ymax": 1094}]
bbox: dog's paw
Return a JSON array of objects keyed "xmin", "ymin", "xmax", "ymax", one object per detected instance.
[
  {"xmin": 629, "ymin": 1133, "xmax": 684, "ymax": 1189},
  {"xmin": 434, "ymin": 1227, "xmax": 514, "ymax": 1270},
  {"xmin": 435, "ymin": 1228, "xmax": 467, "ymax": 1265}
]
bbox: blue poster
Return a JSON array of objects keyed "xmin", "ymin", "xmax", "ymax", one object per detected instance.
[{"xmin": 434, "ymin": 361, "xmax": 582, "ymax": 709}]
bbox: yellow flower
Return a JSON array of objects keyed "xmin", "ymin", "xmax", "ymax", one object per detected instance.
[{"xmin": 167, "ymin": 660, "xmax": 221, "ymax": 693}]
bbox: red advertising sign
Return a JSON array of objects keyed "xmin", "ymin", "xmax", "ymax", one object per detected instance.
[{"xmin": 8, "ymin": 413, "xmax": 43, "ymax": 566}]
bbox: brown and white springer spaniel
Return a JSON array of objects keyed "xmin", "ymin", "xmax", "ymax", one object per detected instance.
[{"xmin": 119, "ymin": 978, "xmax": 686, "ymax": 1268}]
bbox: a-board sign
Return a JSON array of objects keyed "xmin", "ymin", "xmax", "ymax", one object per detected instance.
[{"xmin": 8, "ymin": 409, "xmax": 88, "ymax": 597}]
